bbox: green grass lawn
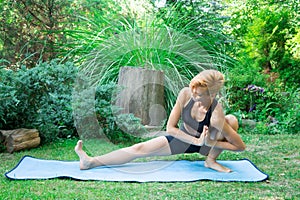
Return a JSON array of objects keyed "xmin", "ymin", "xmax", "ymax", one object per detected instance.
[{"xmin": 1, "ymin": 133, "xmax": 299, "ymax": 200}]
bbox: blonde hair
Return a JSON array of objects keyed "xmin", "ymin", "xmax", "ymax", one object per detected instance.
[{"xmin": 189, "ymin": 70, "xmax": 224, "ymax": 95}]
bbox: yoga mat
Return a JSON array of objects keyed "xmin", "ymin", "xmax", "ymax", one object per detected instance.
[{"xmin": 5, "ymin": 156, "xmax": 268, "ymax": 182}]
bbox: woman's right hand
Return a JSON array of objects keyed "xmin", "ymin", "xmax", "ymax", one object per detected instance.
[{"xmin": 192, "ymin": 126, "xmax": 209, "ymax": 146}]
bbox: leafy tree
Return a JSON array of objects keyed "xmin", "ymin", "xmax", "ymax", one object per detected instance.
[
  {"xmin": 225, "ymin": 0, "xmax": 300, "ymax": 87},
  {"xmin": 223, "ymin": 0, "xmax": 300, "ymax": 134},
  {"xmin": 0, "ymin": 0, "xmax": 76, "ymax": 68}
]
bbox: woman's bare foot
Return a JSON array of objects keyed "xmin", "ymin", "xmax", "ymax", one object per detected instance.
[
  {"xmin": 74, "ymin": 140, "xmax": 94, "ymax": 170},
  {"xmin": 204, "ymin": 157, "xmax": 232, "ymax": 173}
]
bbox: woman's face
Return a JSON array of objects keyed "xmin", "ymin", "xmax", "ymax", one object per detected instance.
[{"xmin": 191, "ymin": 86, "xmax": 211, "ymax": 102}]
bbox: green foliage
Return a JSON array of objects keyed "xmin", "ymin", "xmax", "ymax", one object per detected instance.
[
  {"xmin": 1, "ymin": 0, "xmax": 299, "ymax": 137},
  {"xmin": 287, "ymin": 28, "xmax": 300, "ymax": 60},
  {"xmin": 225, "ymin": 62, "xmax": 267, "ymax": 112},
  {"xmin": 244, "ymin": 7, "xmax": 287, "ymax": 68},
  {"xmin": 0, "ymin": 60, "xmax": 78, "ymax": 143},
  {"xmin": 157, "ymin": 0, "xmax": 230, "ymax": 52},
  {"xmin": 57, "ymin": 0, "xmax": 155, "ymax": 63},
  {"xmin": 226, "ymin": 61, "xmax": 299, "ymax": 134},
  {"xmin": 0, "ymin": 0, "xmax": 76, "ymax": 68},
  {"xmin": 71, "ymin": 0, "xmax": 233, "ymax": 117},
  {"xmin": 261, "ymin": 88, "xmax": 300, "ymax": 134},
  {"xmin": 1, "ymin": 60, "xmax": 147, "ymax": 144},
  {"xmin": 226, "ymin": 0, "xmax": 300, "ymax": 87},
  {"xmin": 224, "ymin": 0, "xmax": 300, "ymax": 134},
  {"xmin": 227, "ymin": 67, "xmax": 300, "ymax": 134},
  {"xmin": 94, "ymin": 82, "xmax": 146, "ymax": 144}
]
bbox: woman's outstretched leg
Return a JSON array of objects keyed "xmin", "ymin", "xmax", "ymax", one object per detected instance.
[
  {"xmin": 204, "ymin": 114, "xmax": 239, "ymax": 173},
  {"xmin": 75, "ymin": 136, "xmax": 171, "ymax": 170}
]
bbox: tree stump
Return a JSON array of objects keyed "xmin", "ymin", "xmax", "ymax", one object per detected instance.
[
  {"xmin": 116, "ymin": 67, "xmax": 166, "ymax": 127},
  {"xmin": 0, "ymin": 129, "xmax": 40, "ymax": 153}
]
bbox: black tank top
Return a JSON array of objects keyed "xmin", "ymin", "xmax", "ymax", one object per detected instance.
[{"xmin": 180, "ymin": 98, "xmax": 217, "ymax": 138}]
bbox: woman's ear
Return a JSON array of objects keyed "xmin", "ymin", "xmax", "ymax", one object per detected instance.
[{"xmin": 190, "ymin": 85, "xmax": 196, "ymax": 93}]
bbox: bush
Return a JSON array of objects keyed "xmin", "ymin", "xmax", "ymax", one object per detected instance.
[
  {"xmin": 0, "ymin": 60, "xmax": 146, "ymax": 144},
  {"xmin": 0, "ymin": 60, "xmax": 78, "ymax": 143},
  {"xmin": 94, "ymin": 82, "xmax": 146, "ymax": 144},
  {"xmin": 223, "ymin": 0, "xmax": 299, "ymax": 135},
  {"xmin": 226, "ymin": 64, "xmax": 300, "ymax": 134}
]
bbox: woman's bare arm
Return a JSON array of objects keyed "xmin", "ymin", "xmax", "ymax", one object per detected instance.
[
  {"xmin": 206, "ymin": 106, "xmax": 246, "ymax": 151},
  {"xmin": 166, "ymin": 88, "xmax": 205, "ymax": 146}
]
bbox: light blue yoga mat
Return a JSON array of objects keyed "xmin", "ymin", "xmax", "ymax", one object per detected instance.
[{"xmin": 5, "ymin": 156, "xmax": 268, "ymax": 182}]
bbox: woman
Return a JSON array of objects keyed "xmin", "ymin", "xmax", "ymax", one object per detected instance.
[{"xmin": 75, "ymin": 69, "xmax": 246, "ymax": 172}]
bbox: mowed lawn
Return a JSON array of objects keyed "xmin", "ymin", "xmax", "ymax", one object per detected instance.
[{"xmin": 1, "ymin": 133, "xmax": 299, "ymax": 200}]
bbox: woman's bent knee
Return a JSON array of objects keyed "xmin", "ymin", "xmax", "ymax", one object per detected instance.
[{"xmin": 225, "ymin": 114, "xmax": 239, "ymax": 131}]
